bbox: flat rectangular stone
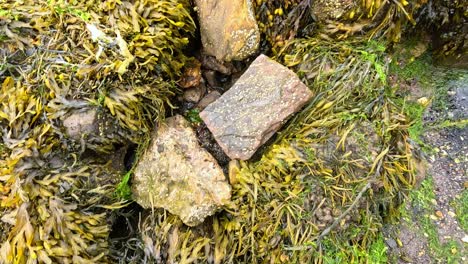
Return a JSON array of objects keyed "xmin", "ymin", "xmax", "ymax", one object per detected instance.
[{"xmin": 200, "ymin": 54, "xmax": 313, "ymax": 160}]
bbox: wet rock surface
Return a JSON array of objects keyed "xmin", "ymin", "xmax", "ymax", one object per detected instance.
[
  {"xmin": 200, "ymin": 54, "xmax": 313, "ymax": 160},
  {"xmin": 195, "ymin": 0, "xmax": 260, "ymax": 61},
  {"xmin": 197, "ymin": 90, "xmax": 221, "ymax": 110},
  {"xmin": 62, "ymin": 108, "xmax": 97, "ymax": 140},
  {"xmin": 179, "ymin": 59, "xmax": 202, "ymax": 89},
  {"xmin": 132, "ymin": 115, "xmax": 231, "ymax": 226},
  {"xmin": 183, "ymin": 81, "xmax": 207, "ymax": 103}
]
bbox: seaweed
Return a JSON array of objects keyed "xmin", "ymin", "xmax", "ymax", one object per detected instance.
[
  {"xmin": 0, "ymin": 0, "xmax": 196, "ymax": 262},
  {"xmin": 1, "ymin": 0, "xmax": 456, "ymax": 263},
  {"xmin": 420, "ymin": 0, "xmax": 467, "ymax": 61},
  {"xmin": 116, "ymin": 38, "xmax": 420, "ymax": 263},
  {"xmin": 253, "ymin": 0, "xmax": 428, "ymax": 54}
]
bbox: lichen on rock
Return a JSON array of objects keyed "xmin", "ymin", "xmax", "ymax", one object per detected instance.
[
  {"xmin": 132, "ymin": 115, "xmax": 231, "ymax": 226},
  {"xmin": 200, "ymin": 54, "xmax": 313, "ymax": 160},
  {"xmin": 195, "ymin": 0, "xmax": 260, "ymax": 61}
]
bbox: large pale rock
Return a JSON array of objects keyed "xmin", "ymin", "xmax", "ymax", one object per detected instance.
[
  {"xmin": 63, "ymin": 108, "xmax": 97, "ymax": 140},
  {"xmin": 195, "ymin": 0, "xmax": 260, "ymax": 61},
  {"xmin": 132, "ymin": 115, "xmax": 231, "ymax": 226},
  {"xmin": 200, "ymin": 54, "xmax": 313, "ymax": 160}
]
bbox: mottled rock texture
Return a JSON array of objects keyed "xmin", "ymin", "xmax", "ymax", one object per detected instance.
[
  {"xmin": 132, "ymin": 115, "xmax": 231, "ymax": 226},
  {"xmin": 63, "ymin": 108, "xmax": 97, "ymax": 140},
  {"xmin": 200, "ymin": 54, "xmax": 313, "ymax": 160},
  {"xmin": 195, "ymin": 0, "xmax": 260, "ymax": 61},
  {"xmin": 312, "ymin": 0, "xmax": 354, "ymax": 21},
  {"xmin": 197, "ymin": 91, "xmax": 221, "ymax": 110}
]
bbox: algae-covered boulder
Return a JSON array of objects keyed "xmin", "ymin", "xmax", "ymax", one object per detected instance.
[
  {"xmin": 132, "ymin": 115, "xmax": 231, "ymax": 226},
  {"xmin": 312, "ymin": 0, "xmax": 353, "ymax": 21},
  {"xmin": 195, "ymin": 0, "xmax": 260, "ymax": 61},
  {"xmin": 200, "ymin": 54, "xmax": 313, "ymax": 160}
]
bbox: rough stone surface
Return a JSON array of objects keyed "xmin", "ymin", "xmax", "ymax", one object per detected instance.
[
  {"xmin": 63, "ymin": 108, "xmax": 97, "ymax": 140},
  {"xmin": 200, "ymin": 54, "xmax": 313, "ymax": 160},
  {"xmin": 183, "ymin": 81, "xmax": 207, "ymax": 103},
  {"xmin": 132, "ymin": 115, "xmax": 231, "ymax": 226},
  {"xmin": 180, "ymin": 59, "xmax": 202, "ymax": 88},
  {"xmin": 195, "ymin": 0, "xmax": 260, "ymax": 61},
  {"xmin": 197, "ymin": 91, "xmax": 221, "ymax": 110},
  {"xmin": 312, "ymin": 0, "xmax": 354, "ymax": 21}
]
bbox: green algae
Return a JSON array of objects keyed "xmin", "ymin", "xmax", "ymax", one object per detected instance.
[
  {"xmin": 0, "ymin": 0, "xmax": 196, "ymax": 262},
  {"xmin": 1, "ymin": 0, "xmax": 464, "ymax": 263}
]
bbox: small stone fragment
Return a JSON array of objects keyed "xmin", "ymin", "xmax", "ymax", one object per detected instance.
[
  {"xmin": 132, "ymin": 115, "xmax": 231, "ymax": 226},
  {"xmin": 195, "ymin": 0, "xmax": 260, "ymax": 61},
  {"xmin": 184, "ymin": 88, "xmax": 203, "ymax": 103},
  {"xmin": 203, "ymin": 70, "xmax": 219, "ymax": 87},
  {"xmin": 385, "ymin": 237, "xmax": 397, "ymax": 249},
  {"xmin": 63, "ymin": 108, "xmax": 97, "ymax": 140},
  {"xmin": 435, "ymin": 210, "xmax": 444, "ymax": 218},
  {"xmin": 180, "ymin": 59, "xmax": 202, "ymax": 88},
  {"xmin": 183, "ymin": 82, "xmax": 207, "ymax": 103},
  {"xmin": 200, "ymin": 54, "xmax": 313, "ymax": 160},
  {"xmin": 197, "ymin": 91, "xmax": 221, "ymax": 110},
  {"xmin": 201, "ymin": 56, "xmax": 233, "ymax": 75},
  {"xmin": 462, "ymin": 235, "xmax": 468, "ymax": 243}
]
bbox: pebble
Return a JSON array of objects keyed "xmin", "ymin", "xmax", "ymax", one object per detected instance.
[
  {"xmin": 385, "ymin": 238, "xmax": 397, "ymax": 249},
  {"xmin": 462, "ymin": 235, "xmax": 468, "ymax": 243}
]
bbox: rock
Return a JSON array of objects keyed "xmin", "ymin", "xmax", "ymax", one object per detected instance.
[
  {"xmin": 180, "ymin": 59, "xmax": 202, "ymax": 89},
  {"xmin": 200, "ymin": 54, "xmax": 312, "ymax": 160},
  {"xmin": 132, "ymin": 115, "xmax": 231, "ymax": 226},
  {"xmin": 197, "ymin": 91, "xmax": 221, "ymax": 110},
  {"xmin": 201, "ymin": 56, "xmax": 233, "ymax": 75},
  {"xmin": 195, "ymin": 0, "xmax": 260, "ymax": 61},
  {"xmin": 183, "ymin": 82, "xmax": 207, "ymax": 103},
  {"xmin": 462, "ymin": 235, "xmax": 468, "ymax": 243},
  {"xmin": 63, "ymin": 108, "xmax": 97, "ymax": 140},
  {"xmin": 183, "ymin": 88, "xmax": 203, "ymax": 103},
  {"xmin": 312, "ymin": 0, "xmax": 353, "ymax": 21},
  {"xmin": 203, "ymin": 70, "xmax": 219, "ymax": 88}
]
